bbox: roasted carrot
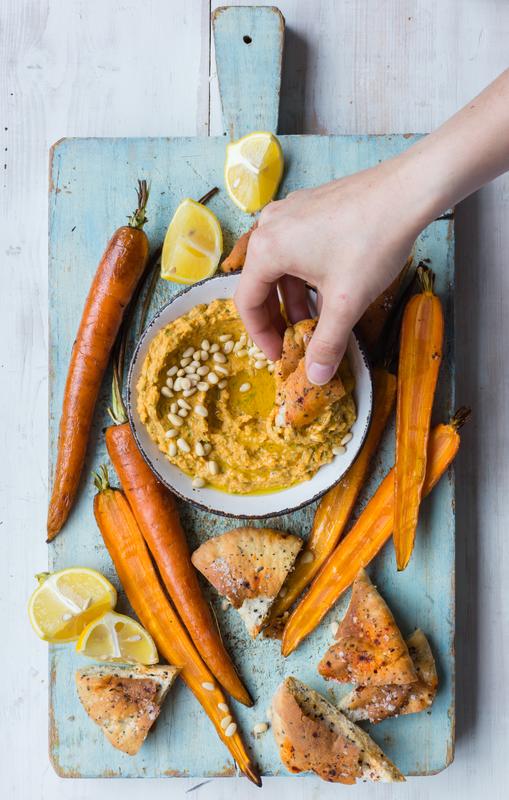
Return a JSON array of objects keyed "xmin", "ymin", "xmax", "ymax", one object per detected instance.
[
  {"xmin": 93, "ymin": 468, "xmax": 260, "ymax": 786},
  {"xmin": 221, "ymin": 222, "xmax": 257, "ymax": 272},
  {"xmin": 281, "ymin": 409, "xmax": 470, "ymax": 656},
  {"xmin": 47, "ymin": 181, "xmax": 150, "ymax": 541},
  {"xmin": 267, "ymin": 367, "xmax": 397, "ymax": 626},
  {"xmin": 394, "ymin": 266, "xmax": 444, "ymax": 570},
  {"xmin": 105, "ymin": 377, "xmax": 252, "ymax": 706},
  {"xmin": 356, "ymin": 254, "xmax": 412, "ymax": 356}
]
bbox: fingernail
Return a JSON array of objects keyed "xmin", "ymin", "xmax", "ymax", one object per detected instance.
[{"xmin": 307, "ymin": 362, "xmax": 337, "ymax": 386}]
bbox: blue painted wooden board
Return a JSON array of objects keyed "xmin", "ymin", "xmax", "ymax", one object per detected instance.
[{"xmin": 48, "ymin": 6, "xmax": 455, "ymax": 782}]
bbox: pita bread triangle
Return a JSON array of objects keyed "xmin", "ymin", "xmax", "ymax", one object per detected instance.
[{"xmin": 318, "ymin": 569, "xmax": 417, "ymax": 686}]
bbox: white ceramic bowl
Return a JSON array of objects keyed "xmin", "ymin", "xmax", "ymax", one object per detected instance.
[{"xmin": 127, "ymin": 273, "xmax": 373, "ymax": 518}]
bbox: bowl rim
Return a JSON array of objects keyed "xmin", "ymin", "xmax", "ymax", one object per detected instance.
[{"xmin": 126, "ymin": 272, "xmax": 373, "ymax": 519}]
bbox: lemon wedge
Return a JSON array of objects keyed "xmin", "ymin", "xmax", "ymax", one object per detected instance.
[
  {"xmin": 28, "ymin": 568, "xmax": 117, "ymax": 643},
  {"xmin": 77, "ymin": 611, "xmax": 158, "ymax": 665},
  {"xmin": 225, "ymin": 131, "xmax": 284, "ymax": 213},
  {"xmin": 161, "ymin": 198, "xmax": 223, "ymax": 284}
]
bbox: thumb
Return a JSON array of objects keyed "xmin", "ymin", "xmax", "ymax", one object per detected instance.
[{"xmin": 306, "ymin": 295, "xmax": 354, "ymax": 385}]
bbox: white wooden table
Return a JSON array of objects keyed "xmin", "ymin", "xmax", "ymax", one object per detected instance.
[{"xmin": 1, "ymin": 1, "xmax": 508, "ymax": 797}]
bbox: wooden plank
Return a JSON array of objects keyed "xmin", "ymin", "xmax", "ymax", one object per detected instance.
[
  {"xmin": 48, "ymin": 132, "xmax": 454, "ymax": 778},
  {"xmin": 212, "ymin": 5, "xmax": 284, "ymax": 137}
]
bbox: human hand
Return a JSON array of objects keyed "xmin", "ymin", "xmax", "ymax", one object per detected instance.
[{"xmin": 234, "ymin": 157, "xmax": 431, "ymax": 385}]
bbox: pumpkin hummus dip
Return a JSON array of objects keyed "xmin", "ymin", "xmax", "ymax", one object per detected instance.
[{"xmin": 136, "ymin": 299, "xmax": 356, "ymax": 494}]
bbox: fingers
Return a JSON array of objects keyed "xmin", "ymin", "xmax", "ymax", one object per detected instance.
[
  {"xmin": 305, "ymin": 292, "xmax": 355, "ymax": 385},
  {"xmin": 234, "ymin": 228, "xmax": 285, "ymax": 361},
  {"xmin": 279, "ymin": 275, "xmax": 310, "ymax": 324}
]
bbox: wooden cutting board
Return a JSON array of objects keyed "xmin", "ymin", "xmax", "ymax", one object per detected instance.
[{"xmin": 48, "ymin": 5, "xmax": 455, "ymax": 780}]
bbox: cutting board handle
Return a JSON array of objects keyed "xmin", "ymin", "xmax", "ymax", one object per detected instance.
[{"xmin": 212, "ymin": 6, "xmax": 284, "ymax": 139}]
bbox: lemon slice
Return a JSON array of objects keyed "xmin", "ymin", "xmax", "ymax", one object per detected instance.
[
  {"xmin": 77, "ymin": 611, "xmax": 158, "ymax": 665},
  {"xmin": 28, "ymin": 568, "xmax": 117, "ymax": 643},
  {"xmin": 225, "ymin": 131, "xmax": 284, "ymax": 213},
  {"xmin": 161, "ymin": 198, "xmax": 223, "ymax": 284}
]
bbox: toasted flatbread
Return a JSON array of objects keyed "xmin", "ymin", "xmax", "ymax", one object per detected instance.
[
  {"xmin": 271, "ymin": 676, "xmax": 404, "ymax": 783},
  {"xmin": 275, "ymin": 318, "xmax": 346, "ymax": 428},
  {"xmin": 338, "ymin": 629, "xmax": 438, "ymax": 723},
  {"xmin": 191, "ymin": 527, "xmax": 302, "ymax": 637},
  {"xmin": 221, "ymin": 222, "xmax": 257, "ymax": 272},
  {"xmin": 318, "ymin": 569, "xmax": 417, "ymax": 686},
  {"xmin": 75, "ymin": 664, "xmax": 179, "ymax": 755}
]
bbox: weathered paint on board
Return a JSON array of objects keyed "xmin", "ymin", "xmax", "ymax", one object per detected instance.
[{"xmin": 48, "ymin": 5, "xmax": 455, "ymax": 782}]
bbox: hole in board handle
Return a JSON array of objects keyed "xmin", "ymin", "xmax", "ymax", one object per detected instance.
[{"xmin": 243, "ymin": 35, "xmax": 252, "ymax": 44}]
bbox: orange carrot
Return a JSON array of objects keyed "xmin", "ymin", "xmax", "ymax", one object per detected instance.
[
  {"xmin": 105, "ymin": 414, "xmax": 252, "ymax": 706},
  {"xmin": 394, "ymin": 266, "xmax": 444, "ymax": 570},
  {"xmin": 281, "ymin": 409, "xmax": 470, "ymax": 656},
  {"xmin": 93, "ymin": 467, "xmax": 260, "ymax": 786},
  {"xmin": 47, "ymin": 182, "xmax": 150, "ymax": 541},
  {"xmin": 356, "ymin": 255, "xmax": 412, "ymax": 355},
  {"xmin": 221, "ymin": 222, "xmax": 257, "ymax": 272},
  {"xmin": 268, "ymin": 367, "xmax": 397, "ymax": 625}
]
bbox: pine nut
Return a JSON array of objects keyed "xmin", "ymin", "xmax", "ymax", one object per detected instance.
[
  {"xmin": 183, "ymin": 388, "xmax": 197, "ymax": 398},
  {"xmin": 207, "ymin": 372, "xmax": 219, "ymax": 385},
  {"xmin": 167, "ymin": 365, "xmax": 178, "ymax": 377},
  {"xmin": 200, "ymin": 350, "xmax": 208, "ymax": 360},
  {"xmin": 161, "ymin": 386, "xmax": 173, "ymax": 398},
  {"xmin": 184, "ymin": 365, "xmax": 197, "ymax": 374},
  {"xmin": 168, "ymin": 413, "xmax": 183, "ymax": 427},
  {"xmin": 220, "ymin": 715, "xmax": 233, "ymax": 730},
  {"xmin": 177, "ymin": 368, "xmax": 185, "ymax": 377},
  {"xmin": 177, "ymin": 438, "xmax": 190, "ymax": 453},
  {"xmin": 197, "ymin": 365, "xmax": 209, "ymax": 376},
  {"xmin": 197, "ymin": 381, "xmax": 209, "ymax": 392},
  {"xmin": 279, "ymin": 586, "xmax": 287, "ymax": 597},
  {"xmin": 166, "ymin": 377, "xmax": 174, "ymax": 389},
  {"xmin": 173, "ymin": 377, "xmax": 182, "ymax": 391},
  {"xmin": 201, "ymin": 339, "xmax": 210, "ymax": 351},
  {"xmin": 236, "ymin": 348, "xmax": 248, "ymax": 357},
  {"xmin": 215, "ymin": 365, "xmax": 228, "ymax": 376},
  {"xmin": 225, "ymin": 722, "xmax": 237, "ymax": 737},
  {"xmin": 253, "ymin": 722, "xmax": 269, "ymax": 736},
  {"xmin": 248, "ymin": 346, "xmax": 258, "ymax": 356},
  {"xmin": 300, "ymin": 550, "xmax": 314, "ymax": 564},
  {"xmin": 218, "ymin": 702, "xmax": 229, "ymax": 712},
  {"xmin": 203, "ymin": 443, "xmax": 212, "ymax": 455},
  {"xmin": 341, "ymin": 432, "xmax": 353, "ymax": 446},
  {"xmin": 165, "ymin": 429, "xmax": 178, "ymax": 439},
  {"xmin": 208, "ymin": 460, "xmax": 219, "ymax": 475},
  {"xmin": 218, "ymin": 379, "xmax": 227, "ymax": 388},
  {"xmin": 170, "ymin": 401, "xmax": 178, "ymax": 413},
  {"xmin": 180, "ymin": 357, "xmax": 191, "ymax": 367},
  {"xmin": 194, "ymin": 441, "xmax": 206, "ymax": 457},
  {"xmin": 239, "ymin": 383, "xmax": 251, "ymax": 393},
  {"xmin": 233, "ymin": 341, "xmax": 243, "ymax": 353},
  {"xmin": 178, "ymin": 408, "xmax": 188, "ymax": 418},
  {"xmin": 178, "ymin": 398, "xmax": 191, "ymax": 410},
  {"xmin": 223, "ymin": 340, "xmax": 234, "ymax": 353},
  {"xmin": 193, "ymin": 350, "xmax": 201, "ymax": 360},
  {"xmin": 267, "ymin": 364, "xmax": 275, "ymax": 372},
  {"xmin": 192, "ymin": 477, "xmax": 205, "ymax": 488},
  {"xmin": 190, "ymin": 360, "xmax": 200, "ymax": 369},
  {"xmin": 213, "ymin": 352, "xmax": 226, "ymax": 363},
  {"xmin": 180, "ymin": 377, "xmax": 191, "ymax": 390},
  {"xmin": 194, "ymin": 404, "xmax": 208, "ymax": 418},
  {"xmin": 210, "ymin": 343, "xmax": 220, "ymax": 353},
  {"xmin": 168, "ymin": 441, "xmax": 177, "ymax": 457},
  {"xmin": 183, "ymin": 346, "xmax": 194, "ymax": 358},
  {"xmin": 254, "ymin": 360, "xmax": 266, "ymax": 369},
  {"xmin": 201, "ymin": 681, "xmax": 215, "ymax": 691},
  {"xmin": 219, "ymin": 334, "xmax": 232, "ymax": 342},
  {"xmin": 330, "ymin": 621, "xmax": 339, "ymax": 637},
  {"xmin": 332, "ymin": 445, "xmax": 346, "ymax": 456},
  {"xmin": 239, "ymin": 334, "xmax": 247, "ymax": 345}
]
